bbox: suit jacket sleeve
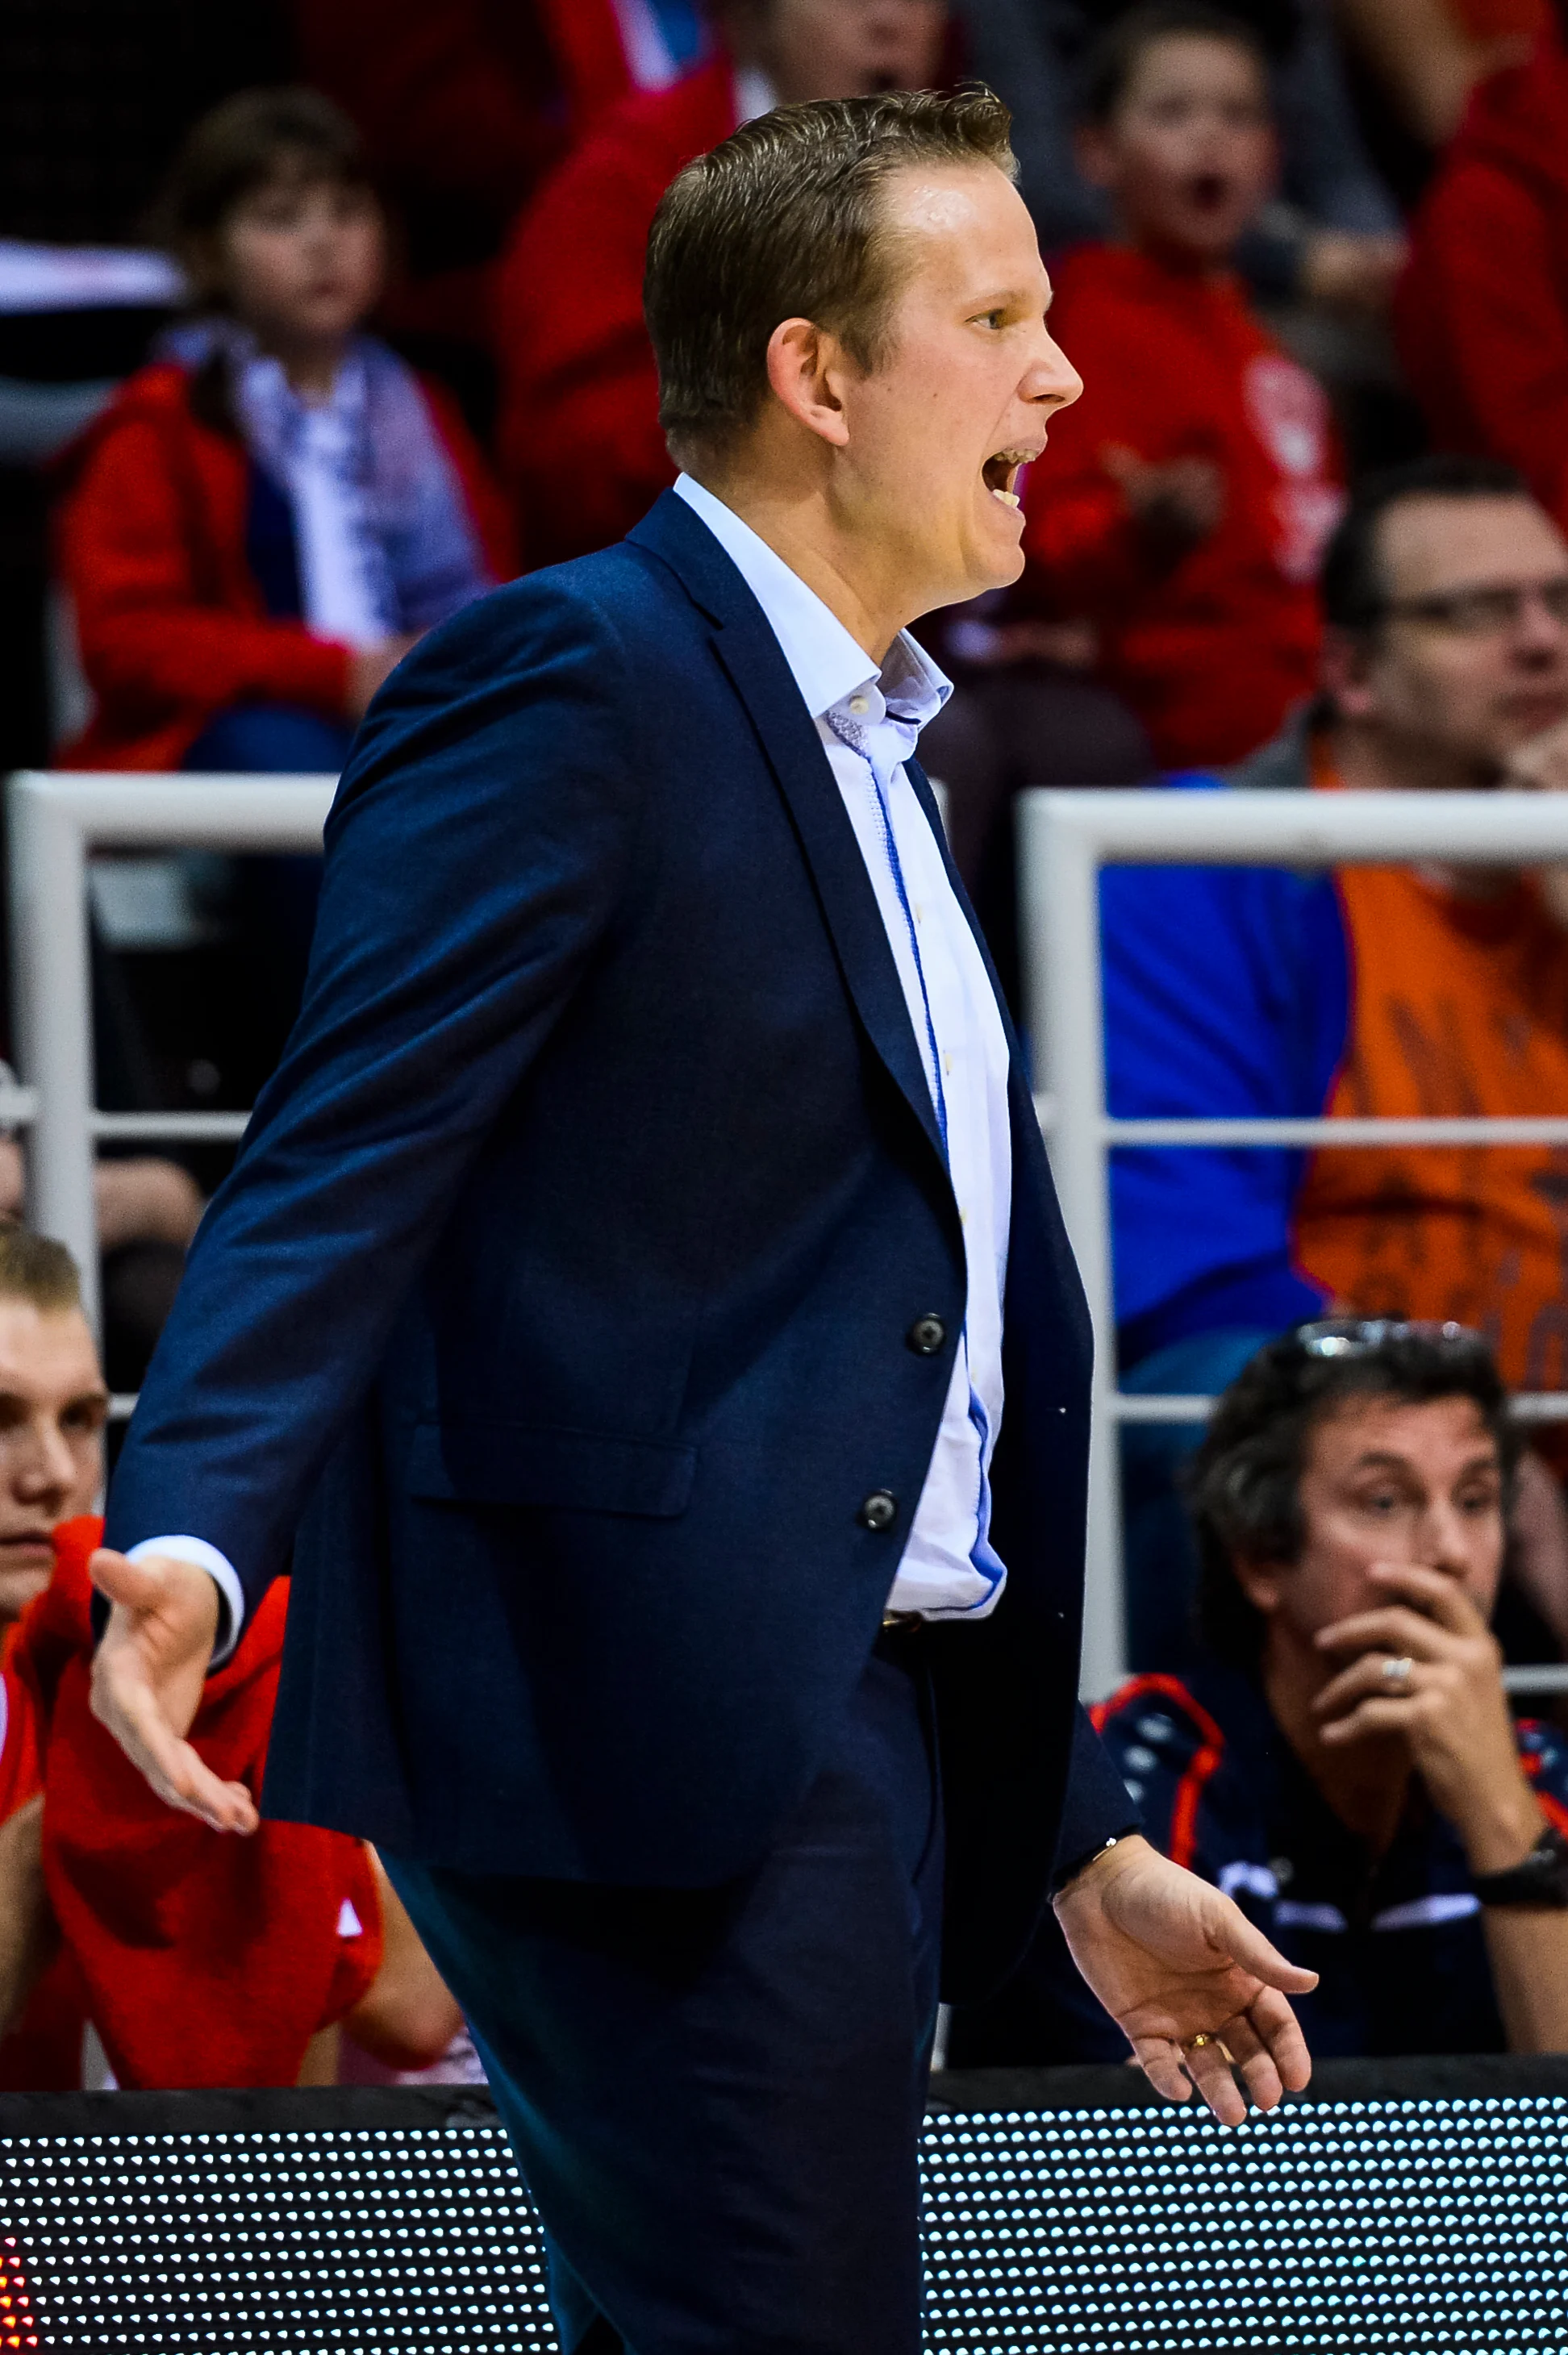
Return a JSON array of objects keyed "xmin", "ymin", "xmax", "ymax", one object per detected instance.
[
  {"xmin": 103, "ymin": 575, "xmax": 643, "ymax": 1614},
  {"xmin": 1052, "ymin": 1704, "xmax": 1142, "ymax": 1889}
]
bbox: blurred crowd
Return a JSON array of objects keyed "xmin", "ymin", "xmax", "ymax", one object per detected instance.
[{"xmin": 5, "ymin": 0, "xmax": 1568, "ymax": 2088}]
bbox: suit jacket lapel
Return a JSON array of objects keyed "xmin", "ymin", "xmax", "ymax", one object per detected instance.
[{"xmin": 630, "ymin": 492, "xmax": 948, "ymax": 1173}]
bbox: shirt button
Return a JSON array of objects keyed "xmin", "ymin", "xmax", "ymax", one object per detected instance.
[
  {"xmin": 849, "ymin": 695, "xmax": 870, "ymax": 716},
  {"xmin": 858, "ymin": 1490, "xmax": 899, "ymax": 1532},
  {"xmin": 907, "ymin": 1314, "xmax": 947, "ymax": 1356}
]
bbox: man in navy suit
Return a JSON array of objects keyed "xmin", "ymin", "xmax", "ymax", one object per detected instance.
[{"xmin": 89, "ymin": 85, "xmax": 1314, "ymax": 2355}]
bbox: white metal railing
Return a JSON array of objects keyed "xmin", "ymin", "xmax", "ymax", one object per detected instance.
[
  {"xmin": 7, "ymin": 772, "xmax": 336, "ymax": 1334},
  {"xmin": 1019, "ymin": 788, "xmax": 1568, "ymax": 1703}
]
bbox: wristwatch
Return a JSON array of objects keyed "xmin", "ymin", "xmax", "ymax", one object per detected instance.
[{"xmin": 1472, "ymin": 1824, "xmax": 1568, "ymax": 1909}]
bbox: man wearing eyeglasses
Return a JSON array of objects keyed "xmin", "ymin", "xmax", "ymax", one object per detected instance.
[{"xmin": 1102, "ymin": 450, "xmax": 1568, "ymax": 1674}]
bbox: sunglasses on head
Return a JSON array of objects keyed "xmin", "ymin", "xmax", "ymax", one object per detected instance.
[{"xmin": 1292, "ymin": 1316, "xmax": 1491, "ymax": 1361}]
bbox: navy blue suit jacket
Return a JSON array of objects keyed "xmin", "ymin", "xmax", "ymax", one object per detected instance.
[{"xmin": 106, "ymin": 490, "xmax": 1132, "ymax": 1999}]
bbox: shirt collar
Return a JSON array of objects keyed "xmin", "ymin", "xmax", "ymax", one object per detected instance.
[{"xmin": 673, "ymin": 473, "xmax": 950, "ymax": 732}]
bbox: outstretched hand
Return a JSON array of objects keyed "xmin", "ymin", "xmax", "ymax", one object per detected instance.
[
  {"xmin": 89, "ymin": 1549, "xmax": 259, "ymax": 1835},
  {"xmin": 1054, "ymin": 1834, "xmax": 1316, "ymax": 2126}
]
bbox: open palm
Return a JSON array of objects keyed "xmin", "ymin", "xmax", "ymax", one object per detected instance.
[{"xmin": 1055, "ymin": 1836, "xmax": 1316, "ymax": 2126}]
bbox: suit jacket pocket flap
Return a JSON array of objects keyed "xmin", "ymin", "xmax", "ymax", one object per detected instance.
[{"xmin": 407, "ymin": 1421, "xmax": 697, "ymax": 1517}]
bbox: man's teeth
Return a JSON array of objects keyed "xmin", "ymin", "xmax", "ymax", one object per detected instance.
[{"xmin": 990, "ymin": 486, "xmax": 1020, "ymax": 508}]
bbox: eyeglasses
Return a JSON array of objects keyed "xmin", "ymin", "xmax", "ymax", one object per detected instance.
[
  {"xmin": 1294, "ymin": 1316, "xmax": 1492, "ymax": 1361},
  {"xmin": 1378, "ymin": 578, "xmax": 1568, "ymax": 637}
]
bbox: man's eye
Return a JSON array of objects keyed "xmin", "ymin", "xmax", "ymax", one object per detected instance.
[{"xmin": 1362, "ymin": 1490, "xmax": 1401, "ymax": 1514}]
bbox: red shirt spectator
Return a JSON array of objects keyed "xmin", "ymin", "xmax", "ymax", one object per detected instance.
[
  {"xmin": 495, "ymin": 58, "xmax": 740, "ymax": 565},
  {"xmin": 1021, "ymin": 243, "xmax": 1341, "ymax": 767},
  {"xmin": 1015, "ymin": 12, "xmax": 1343, "ymax": 769},
  {"xmin": 1395, "ymin": 39, "xmax": 1568, "ymax": 527},
  {"xmin": 56, "ymin": 356, "xmax": 512, "ymax": 773}
]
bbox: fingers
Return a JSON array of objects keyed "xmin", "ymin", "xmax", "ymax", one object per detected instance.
[
  {"xmin": 1136, "ymin": 1992, "xmax": 1312, "ymax": 2127},
  {"xmin": 1361, "ymin": 1561, "xmax": 1484, "ymax": 1633},
  {"xmin": 1312, "ymin": 1650, "xmax": 1432, "ymax": 1724},
  {"xmin": 90, "ymin": 1548, "xmax": 222, "ymax": 1654},
  {"xmin": 1213, "ymin": 2012, "xmax": 1282, "ymax": 2114},
  {"xmin": 1315, "ymin": 1601, "xmax": 1457, "ymax": 1661},
  {"xmin": 1198, "ymin": 1886, "xmax": 1319, "ymax": 1996},
  {"xmin": 1182, "ymin": 2034, "xmax": 1249, "ymax": 2127},
  {"xmin": 1129, "ymin": 2036, "xmax": 1195, "ymax": 2107},
  {"xmin": 1317, "ymin": 1692, "xmax": 1432, "ymax": 1747},
  {"xmin": 1241, "ymin": 1983, "xmax": 1313, "ymax": 2097},
  {"xmin": 88, "ymin": 1547, "xmax": 171, "ymax": 1613},
  {"xmin": 90, "ymin": 1651, "xmax": 258, "ymax": 1833}
]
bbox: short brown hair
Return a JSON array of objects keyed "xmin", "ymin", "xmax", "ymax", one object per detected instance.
[
  {"xmin": 157, "ymin": 86, "xmax": 372, "ymax": 268},
  {"xmin": 1082, "ymin": 4, "xmax": 1271, "ymax": 125},
  {"xmin": 0, "ymin": 1226, "xmax": 81, "ymax": 1316},
  {"xmin": 644, "ymin": 85, "xmax": 1016, "ymax": 461}
]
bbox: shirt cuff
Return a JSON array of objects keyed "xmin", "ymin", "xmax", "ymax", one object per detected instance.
[{"xmin": 127, "ymin": 1536, "xmax": 245, "ymax": 1666}]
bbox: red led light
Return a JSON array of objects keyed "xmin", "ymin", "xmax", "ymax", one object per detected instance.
[{"xmin": 0, "ymin": 2241, "xmax": 37, "ymax": 2351}]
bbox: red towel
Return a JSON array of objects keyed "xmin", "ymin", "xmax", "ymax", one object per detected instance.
[
  {"xmin": 0, "ymin": 1615, "xmax": 85, "ymax": 2090},
  {"xmin": 10, "ymin": 1518, "xmax": 382, "ymax": 2089}
]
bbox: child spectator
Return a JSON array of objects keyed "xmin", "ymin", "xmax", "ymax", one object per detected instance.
[
  {"xmin": 1395, "ymin": 21, "xmax": 1568, "ymax": 528},
  {"xmin": 1016, "ymin": 2, "xmax": 1344, "ymax": 768},
  {"xmin": 494, "ymin": 0, "xmax": 949, "ymax": 564},
  {"xmin": 0, "ymin": 1227, "xmax": 462, "ymax": 2089},
  {"xmin": 950, "ymin": 1324, "xmax": 1568, "ymax": 2065},
  {"xmin": 56, "ymin": 86, "xmax": 514, "ymax": 783}
]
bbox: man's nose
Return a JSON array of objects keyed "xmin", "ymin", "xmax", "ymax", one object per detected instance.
[
  {"xmin": 14, "ymin": 1419, "xmax": 75, "ymax": 1502},
  {"xmin": 1416, "ymin": 1504, "xmax": 1474, "ymax": 1577},
  {"xmin": 1024, "ymin": 326, "xmax": 1083, "ymax": 415},
  {"xmin": 1511, "ymin": 588, "xmax": 1568, "ymax": 658}
]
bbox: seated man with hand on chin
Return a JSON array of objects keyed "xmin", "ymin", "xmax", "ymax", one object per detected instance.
[{"xmin": 951, "ymin": 1321, "xmax": 1568, "ymax": 2066}]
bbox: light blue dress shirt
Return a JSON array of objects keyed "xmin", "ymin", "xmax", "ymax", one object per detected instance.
[
  {"xmin": 141, "ymin": 475, "xmax": 1015, "ymax": 1647},
  {"xmin": 673, "ymin": 474, "xmax": 1012, "ymax": 1619}
]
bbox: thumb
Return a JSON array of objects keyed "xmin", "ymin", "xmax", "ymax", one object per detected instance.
[
  {"xmin": 90, "ymin": 1547, "xmax": 169, "ymax": 1613},
  {"xmin": 1206, "ymin": 1887, "xmax": 1319, "ymax": 1994}
]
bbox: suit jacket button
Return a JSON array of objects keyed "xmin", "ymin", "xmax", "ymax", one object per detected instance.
[
  {"xmin": 907, "ymin": 1314, "xmax": 947, "ymax": 1357},
  {"xmin": 859, "ymin": 1490, "xmax": 899, "ymax": 1532}
]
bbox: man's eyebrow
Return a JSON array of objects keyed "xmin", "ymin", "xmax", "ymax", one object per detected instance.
[
  {"xmin": 0, "ymin": 1385, "xmax": 109, "ymax": 1414},
  {"xmin": 1345, "ymin": 1447, "xmax": 1499, "ymax": 1474}
]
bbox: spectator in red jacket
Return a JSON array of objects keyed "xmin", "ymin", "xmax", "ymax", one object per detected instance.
[
  {"xmin": 495, "ymin": 0, "xmax": 950, "ymax": 564},
  {"xmin": 0, "ymin": 1228, "xmax": 464, "ymax": 2090},
  {"xmin": 56, "ymin": 88, "xmax": 515, "ymax": 1049},
  {"xmin": 1015, "ymin": 2, "xmax": 1345, "ymax": 768},
  {"xmin": 57, "ymin": 87, "xmax": 514, "ymax": 782},
  {"xmin": 1395, "ymin": 27, "xmax": 1568, "ymax": 528}
]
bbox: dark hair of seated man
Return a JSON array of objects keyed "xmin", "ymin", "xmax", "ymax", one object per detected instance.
[{"xmin": 945, "ymin": 1321, "xmax": 1568, "ymax": 2072}]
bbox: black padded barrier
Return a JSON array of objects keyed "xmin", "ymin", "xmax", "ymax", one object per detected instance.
[{"xmin": 2, "ymin": 2057, "xmax": 1568, "ymax": 2351}]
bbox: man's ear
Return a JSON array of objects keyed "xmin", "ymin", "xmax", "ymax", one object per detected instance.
[
  {"xmin": 764, "ymin": 316, "xmax": 853, "ymax": 449},
  {"xmin": 1320, "ymin": 624, "xmax": 1381, "ymax": 726},
  {"xmin": 1231, "ymin": 1554, "xmax": 1287, "ymax": 1618}
]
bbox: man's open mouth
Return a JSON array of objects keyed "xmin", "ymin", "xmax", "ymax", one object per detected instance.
[{"xmin": 983, "ymin": 452, "xmax": 1029, "ymax": 510}]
